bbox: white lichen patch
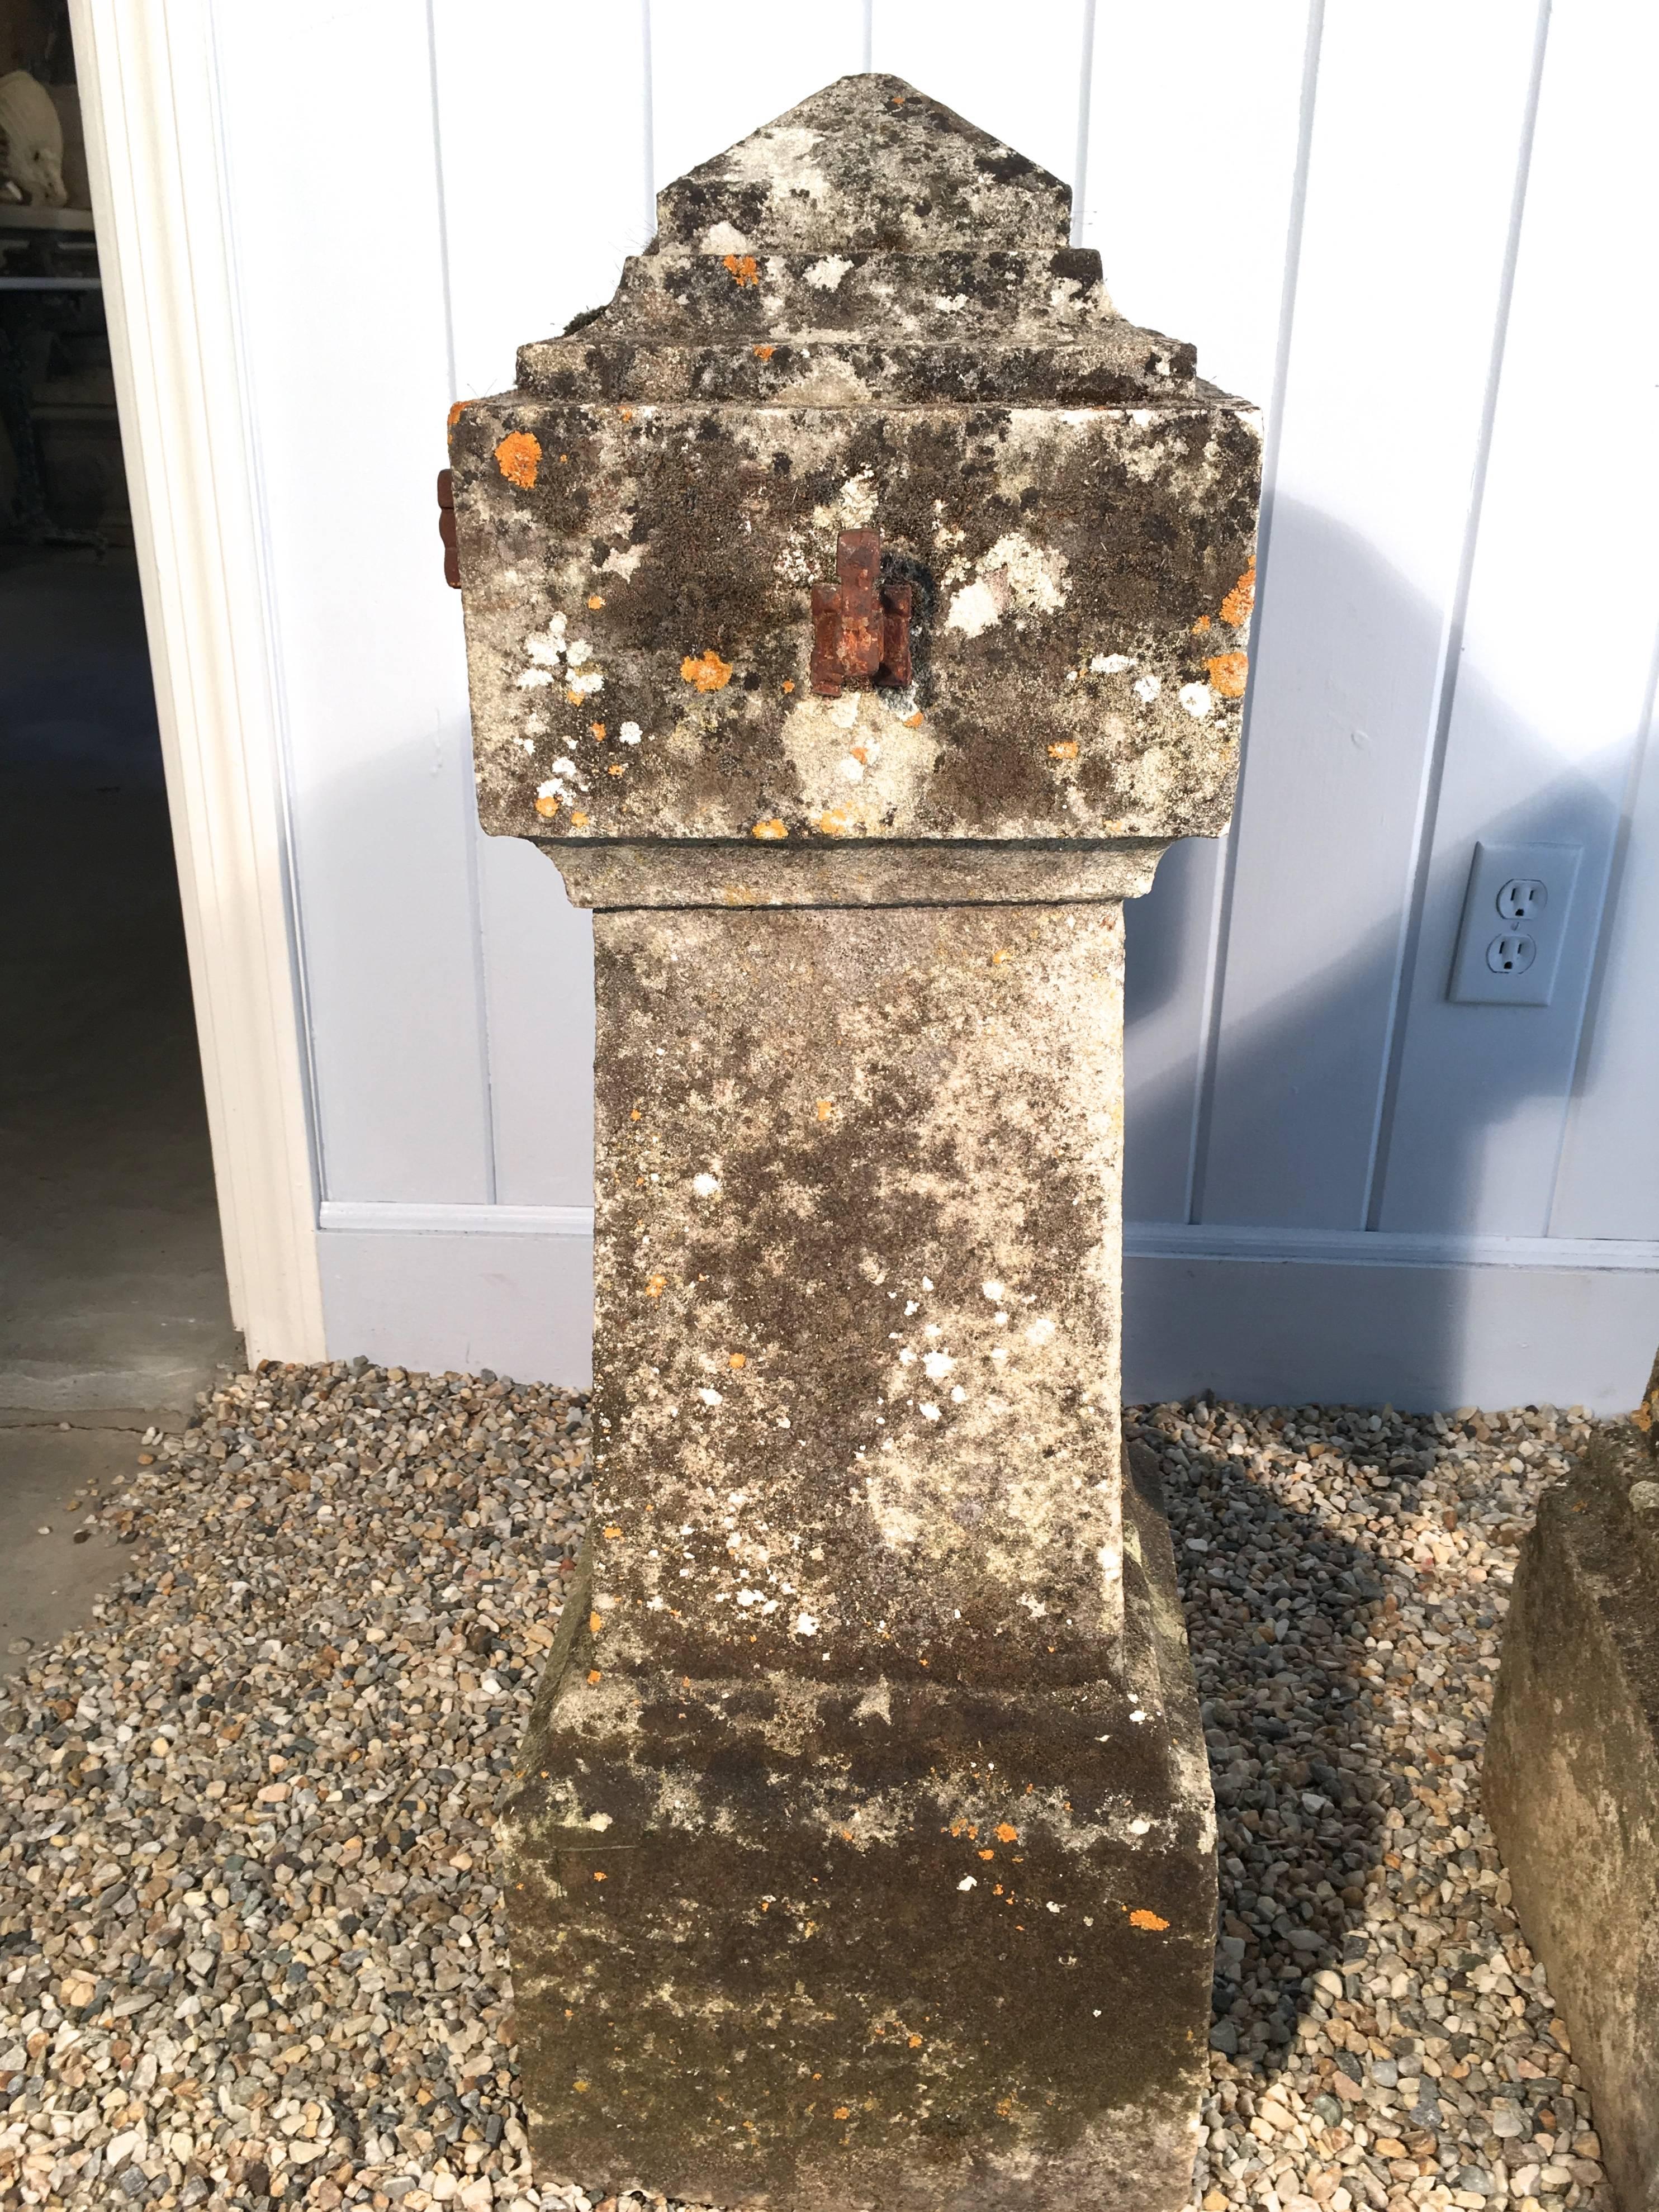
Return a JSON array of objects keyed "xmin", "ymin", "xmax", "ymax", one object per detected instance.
[
  {"xmin": 700, "ymin": 220, "xmax": 751, "ymax": 255},
  {"xmin": 726, "ymin": 125, "xmax": 831, "ymax": 209},
  {"xmin": 1090, "ymin": 652, "xmax": 1133, "ymax": 675},
  {"xmin": 780, "ymin": 689, "xmax": 940, "ymax": 833},
  {"xmin": 810, "ymin": 469, "xmax": 879, "ymax": 536},
  {"xmin": 945, "ymin": 532, "xmax": 1070, "ymax": 639},
  {"xmin": 1132, "ymin": 675, "xmax": 1162, "ymax": 705},
  {"xmin": 803, "ymin": 254, "xmax": 854, "ymax": 291},
  {"xmin": 772, "ymin": 356, "xmax": 876, "ymax": 408},
  {"xmin": 1178, "ymin": 682, "xmax": 1214, "ymax": 718}
]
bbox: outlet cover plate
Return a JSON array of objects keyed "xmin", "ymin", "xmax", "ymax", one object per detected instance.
[{"xmin": 1449, "ymin": 840, "xmax": 1582, "ymax": 1006}]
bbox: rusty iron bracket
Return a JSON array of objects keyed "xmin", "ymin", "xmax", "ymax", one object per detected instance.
[
  {"xmin": 809, "ymin": 529, "xmax": 912, "ymax": 696},
  {"xmin": 438, "ymin": 467, "xmax": 459, "ymax": 588}
]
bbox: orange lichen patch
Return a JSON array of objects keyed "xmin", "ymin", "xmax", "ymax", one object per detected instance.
[
  {"xmin": 589, "ymin": 1612, "xmax": 604, "ymax": 1635},
  {"xmin": 629, "ymin": 1107, "xmax": 642, "ymax": 1121},
  {"xmin": 586, "ymin": 1670, "xmax": 603, "ymax": 1685},
  {"xmin": 590, "ymin": 722, "xmax": 606, "ymax": 740},
  {"xmin": 833, "ymin": 2107, "xmax": 851, "ymax": 2121},
  {"xmin": 681, "ymin": 649, "xmax": 734, "ymax": 692},
  {"xmin": 729, "ymin": 1351, "xmax": 747, "ymax": 1368},
  {"xmin": 447, "ymin": 400, "xmax": 466, "ymax": 429},
  {"xmin": 994, "ymin": 1822, "xmax": 1019, "ymax": 1843},
  {"xmin": 533, "ymin": 794, "xmax": 560, "ymax": 821},
  {"xmin": 977, "ymin": 1848, "xmax": 995, "ymax": 1860},
  {"xmin": 603, "ymin": 1525, "xmax": 624, "ymax": 1539},
  {"xmin": 1205, "ymin": 651, "xmax": 1249, "ymax": 698},
  {"xmin": 1220, "ymin": 557, "xmax": 1257, "ymax": 628},
  {"xmin": 753, "ymin": 343, "xmax": 776, "ymax": 360},
  {"xmin": 907, "ymin": 2034, "xmax": 922, "ymax": 2049},
  {"xmin": 890, "ymin": 93, "xmax": 905, "ymax": 105},
  {"xmin": 781, "ymin": 678, "xmax": 796, "ymax": 693},
  {"xmin": 816, "ymin": 1100, "xmax": 835, "ymax": 1121},
  {"xmin": 1192, "ymin": 613, "xmax": 1211, "ymax": 633},
  {"xmin": 566, "ymin": 689, "xmax": 588, "ymax": 707},
  {"xmin": 570, "ymin": 809, "xmax": 590, "ymax": 827},
  {"xmin": 1047, "ymin": 740, "xmax": 1078, "ymax": 759},
  {"xmin": 816, "ymin": 808, "xmax": 850, "ymax": 835},
  {"xmin": 587, "ymin": 594, "xmax": 605, "ymax": 610},
  {"xmin": 751, "ymin": 817, "xmax": 788, "ymax": 841},
  {"xmin": 902, "ymin": 711, "xmax": 925, "ymax": 728},
  {"xmin": 723, "ymin": 253, "xmax": 760, "ymax": 287},
  {"xmin": 1129, "ymin": 1908, "xmax": 1170, "ymax": 1931},
  {"xmin": 990, "ymin": 948, "xmax": 1010, "ymax": 967},
  {"xmin": 607, "ymin": 762, "xmax": 625, "ymax": 776},
  {"xmin": 494, "ymin": 430, "xmax": 541, "ymax": 489},
  {"xmin": 591, "ymin": 1870, "xmax": 606, "ymax": 1881},
  {"xmin": 645, "ymin": 1272, "xmax": 667, "ymax": 1298}
]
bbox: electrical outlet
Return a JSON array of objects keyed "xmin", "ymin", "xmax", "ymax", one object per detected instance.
[{"xmin": 1449, "ymin": 841, "xmax": 1581, "ymax": 1006}]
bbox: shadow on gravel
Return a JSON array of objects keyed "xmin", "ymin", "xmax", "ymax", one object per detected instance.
[{"xmin": 1146, "ymin": 1415, "xmax": 1402, "ymax": 2074}]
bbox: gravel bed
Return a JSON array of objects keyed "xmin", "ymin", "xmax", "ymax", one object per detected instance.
[
  {"xmin": 0, "ymin": 1366, "xmax": 1613, "ymax": 2212},
  {"xmin": 1142, "ymin": 1394, "xmax": 1611, "ymax": 2212}
]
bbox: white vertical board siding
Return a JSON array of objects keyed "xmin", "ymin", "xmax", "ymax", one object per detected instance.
[
  {"xmin": 227, "ymin": 2, "xmax": 1659, "ymax": 1405},
  {"xmin": 1079, "ymin": 1, "xmax": 1315, "ymax": 1223},
  {"xmin": 870, "ymin": 0, "xmax": 1088, "ymax": 192},
  {"xmin": 427, "ymin": 0, "xmax": 658, "ymax": 1219},
  {"xmin": 648, "ymin": 3, "xmax": 868, "ymax": 189},
  {"xmin": 1196, "ymin": 2, "xmax": 1547, "ymax": 1232},
  {"xmin": 1380, "ymin": 0, "xmax": 1659, "ymax": 1239},
  {"xmin": 211, "ymin": 4, "xmax": 492, "ymax": 1204}
]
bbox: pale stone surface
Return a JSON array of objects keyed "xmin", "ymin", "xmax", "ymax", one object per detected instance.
[
  {"xmin": 452, "ymin": 67, "xmax": 1261, "ymax": 2211},
  {"xmin": 1486, "ymin": 1406, "xmax": 1659, "ymax": 2212},
  {"xmin": 448, "ymin": 72, "xmax": 1259, "ymax": 856}
]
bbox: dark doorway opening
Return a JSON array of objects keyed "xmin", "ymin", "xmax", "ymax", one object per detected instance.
[{"xmin": 1, "ymin": 0, "xmax": 237, "ymax": 1660}]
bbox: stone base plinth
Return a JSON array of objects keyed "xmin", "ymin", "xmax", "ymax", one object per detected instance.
[
  {"xmin": 1486, "ymin": 1425, "xmax": 1659, "ymax": 2212},
  {"xmin": 502, "ymin": 1444, "xmax": 1212, "ymax": 2211}
]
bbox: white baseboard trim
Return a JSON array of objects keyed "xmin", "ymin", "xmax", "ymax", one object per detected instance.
[
  {"xmin": 311, "ymin": 1204, "xmax": 1659, "ymax": 1410},
  {"xmin": 319, "ymin": 1201, "xmax": 593, "ymax": 1239},
  {"xmin": 319, "ymin": 1201, "xmax": 1659, "ymax": 1277},
  {"xmin": 1123, "ymin": 1223, "xmax": 1659, "ymax": 1273}
]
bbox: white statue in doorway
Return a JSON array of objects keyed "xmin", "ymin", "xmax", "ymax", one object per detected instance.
[{"xmin": 0, "ymin": 70, "xmax": 69, "ymax": 207}]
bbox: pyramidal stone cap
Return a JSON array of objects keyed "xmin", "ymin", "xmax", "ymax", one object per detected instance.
[{"xmin": 448, "ymin": 72, "xmax": 1261, "ymax": 872}]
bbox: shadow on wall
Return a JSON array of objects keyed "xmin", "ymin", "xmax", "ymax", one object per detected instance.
[{"xmin": 1122, "ymin": 496, "xmax": 1647, "ymax": 1409}]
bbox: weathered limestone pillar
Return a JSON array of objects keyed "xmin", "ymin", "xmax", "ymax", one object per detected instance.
[
  {"xmin": 449, "ymin": 73, "xmax": 1259, "ymax": 2210},
  {"xmin": 1485, "ymin": 1365, "xmax": 1659, "ymax": 2212}
]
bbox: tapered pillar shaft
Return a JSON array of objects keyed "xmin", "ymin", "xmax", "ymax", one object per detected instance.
[{"xmin": 500, "ymin": 891, "xmax": 1216, "ymax": 2210}]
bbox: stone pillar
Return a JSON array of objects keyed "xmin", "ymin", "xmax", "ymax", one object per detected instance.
[
  {"xmin": 1485, "ymin": 1368, "xmax": 1659, "ymax": 2212},
  {"xmin": 449, "ymin": 71, "xmax": 1260, "ymax": 2210}
]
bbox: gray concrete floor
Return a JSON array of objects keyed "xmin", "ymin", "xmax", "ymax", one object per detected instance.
[
  {"xmin": 1, "ymin": 546, "xmax": 239, "ymax": 1654},
  {"xmin": 0, "ymin": 1415, "xmax": 142, "ymax": 1678}
]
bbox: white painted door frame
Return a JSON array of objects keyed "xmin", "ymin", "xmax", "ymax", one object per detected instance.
[{"xmin": 67, "ymin": 0, "xmax": 326, "ymax": 1362}]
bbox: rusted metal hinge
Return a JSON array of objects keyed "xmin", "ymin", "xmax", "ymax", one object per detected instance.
[
  {"xmin": 438, "ymin": 467, "xmax": 459, "ymax": 589},
  {"xmin": 810, "ymin": 529, "xmax": 911, "ymax": 696}
]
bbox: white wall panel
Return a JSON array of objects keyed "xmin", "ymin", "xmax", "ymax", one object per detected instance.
[
  {"xmin": 1080, "ymin": 0, "xmax": 1314, "ymax": 1224},
  {"xmin": 650, "ymin": 2, "xmax": 867, "ymax": 195},
  {"xmin": 427, "ymin": 0, "xmax": 655, "ymax": 1217},
  {"xmin": 234, "ymin": 4, "xmax": 1659, "ymax": 1405},
  {"xmin": 1197, "ymin": 3, "xmax": 1546, "ymax": 1230},
  {"xmin": 1381, "ymin": 0, "xmax": 1659, "ymax": 1238},
  {"xmin": 431, "ymin": 0, "xmax": 655, "ymax": 403},
  {"xmin": 212, "ymin": 3, "xmax": 491, "ymax": 1202},
  {"xmin": 476, "ymin": 842, "xmax": 595, "ymax": 1208},
  {"xmin": 869, "ymin": 0, "xmax": 1087, "ymax": 196}
]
